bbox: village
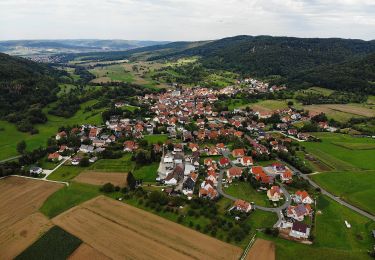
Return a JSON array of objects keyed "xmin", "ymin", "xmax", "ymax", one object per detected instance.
[{"xmin": 24, "ymin": 78, "xmax": 346, "ymax": 244}]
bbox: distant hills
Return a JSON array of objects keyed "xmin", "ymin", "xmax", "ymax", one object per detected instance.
[
  {"xmin": 81, "ymin": 35, "xmax": 373, "ymax": 94},
  {"xmin": 0, "ymin": 39, "xmax": 170, "ymax": 56}
]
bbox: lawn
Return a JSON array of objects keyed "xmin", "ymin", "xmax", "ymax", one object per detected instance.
[
  {"xmin": 39, "ymin": 182, "xmax": 101, "ymax": 218},
  {"xmin": 0, "ymin": 99, "xmax": 105, "ymax": 161},
  {"xmin": 47, "ymin": 166, "xmax": 84, "ymax": 182},
  {"xmin": 134, "ymin": 162, "xmax": 159, "ymax": 182},
  {"xmin": 144, "ymin": 134, "xmax": 168, "ymax": 144},
  {"xmin": 15, "ymin": 226, "xmax": 82, "ymax": 260},
  {"xmin": 89, "ymin": 154, "xmax": 135, "ymax": 172},
  {"xmin": 224, "ymin": 181, "xmax": 271, "ymax": 207},
  {"xmin": 311, "ymin": 171, "xmax": 375, "ymax": 215},
  {"xmin": 302, "ymin": 133, "xmax": 375, "ymax": 171}
]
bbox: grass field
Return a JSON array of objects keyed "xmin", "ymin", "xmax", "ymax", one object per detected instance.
[
  {"xmin": 40, "ymin": 182, "xmax": 101, "ymax": 218},
  {"xmin": 88, "ymin": 154, "xmax": 135, "ymax": 172},
  {"xmin": 52, "ymin": 196, "xmax": 243, "ymax": 260},
  {"xmin": 15, "ymin": 226, "xmax": 82, "ymax": 260},
  {"xmin": 250, "ymin": 100, "xmax": 289, "ymax": 112},
  {"xmin": 144, "ymin": 134, "xmax": 168, "ymax": 144},
  {"xmin": 303, "ymin": 133, "xmax": 375, "ymax": 171},
  {"xmin": 0, "ymin": 99, "xmax": 105, "ymax": 161},
  {"xmin": 47, "ymin": 166, "xmax": 84, "ymax": 182},
  {"xmin": 311, "ymin": 171, "xmax": 375, "ymax": 215},
  {"xmin": 224, "ymin": 181, "xmax": 271, "ymax": 207},
  {"xmin": 0, "ymin": 177, "xmax": 62, "ymax": 259},
  {"xmin": 134, "ymin": 163, "xmax": 159, "ymax": 182},
  {"xmin": 89, "ymin": 64, "xmax": 134, "ymax": 83}
]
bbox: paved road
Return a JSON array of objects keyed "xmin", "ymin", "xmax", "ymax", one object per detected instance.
[
  {"xmin": 0, "ymin": 155, "xmax": 21, "ymax": 164},
  {"xmin": 284, "ymin": 161, "xmax": 375, "ymax": 222},
  {"xmin": 42, "ymin": 156, "xmax": 71, "ymax": 180}
]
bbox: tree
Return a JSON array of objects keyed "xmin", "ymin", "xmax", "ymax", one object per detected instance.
[
  {"xmin": 17, "ymin": 140, "xmax": 27, "ymax": 154},
  {"xmin": 127, "ymin": 171, "xmax": 137, "ymax": 190},
  {"xmin": 101, "ymin": 182, "xmax": 115, "ymax": 193},
  {"xmin": 79, "ymin": 157, "xmax": 90, "ymax": 167}
]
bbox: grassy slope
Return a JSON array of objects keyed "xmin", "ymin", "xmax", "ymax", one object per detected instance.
[
  {"xmin": 0, "ymin": 99, "xmax": 104, "ymax": 161},
  {"xmin": 134, "ymin": 163, "xmax": 159, "ymax": 182},
  {"xmin": 88, "ymin": 154, "xmax": 135, "ymax": 172},
  {"xmin": 47, "ymin": 166, "xmax": 84, "ymax": 182},
  {"xmin": 144, "ymin": 134, "xmax": 168, "ymax": 144}
]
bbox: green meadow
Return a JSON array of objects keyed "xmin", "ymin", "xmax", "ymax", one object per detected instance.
[
  {"xmin": 0, "ymin": 99, "xmax": 105, "ymax": 161},
  {"xmin": 311, "ymin": 171, "xmax": 375, "ymax": 215},
  {"xmin": 302, "ymin": 133, "xmax": 375, "ymax": 171},
  {"xmin": 40, "ymin": 182, "xmax": 101, "ymax": 218}
]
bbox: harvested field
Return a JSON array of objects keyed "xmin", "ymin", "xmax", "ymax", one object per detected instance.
[
  {"xmin": 304, "ymin": 104, "xmax": 375, "ymax": 122},
  {"xmin": 0, "ymin": 177, "xmax": 63, "ymax": 259},
  {"xmin": 53, "ymin": 196, "xmax": 242, "ymax": 260},
  {"xmin": 69, "ymin": 244, "xmax": 110, "ymax": 260},
  {"xmin": 246, "ymin": 239, "xmax": 275, "ymax": 260},
  {"xmin": 74, "ymin": 171, "xmax": 128, "ymax": 187}
]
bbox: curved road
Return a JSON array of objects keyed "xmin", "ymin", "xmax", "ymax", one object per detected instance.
[{"xmin": 284, "ymin": 161, "xmax": 375, "ymax": 222}]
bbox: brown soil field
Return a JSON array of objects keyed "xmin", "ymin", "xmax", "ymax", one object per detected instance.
[
  {"xmin": 0, "ymin": 177, "xmax": 63, "ymax": 259},
  {"xmin": 74, "ymin": 171, "xmax": 128, "ymax": 187},
  {"xmin": 69, "ymin": 243, "xmax": 110, "ymax": 260},
  {"xmin": 53, "ymin": 196, "xmax": 242, "ymax": 260},
  {"xmin": 246, "ymin": 239, "xmax": 275, "ymax": 260}
]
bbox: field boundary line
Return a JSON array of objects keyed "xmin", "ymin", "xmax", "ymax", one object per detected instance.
[
  {"xmin": 0, "ymin": 175, "xmax": 69, "ymax": 186},
  {"xmin": 240, "ymin": 234, "xmax": 256, "ymax": 260}
]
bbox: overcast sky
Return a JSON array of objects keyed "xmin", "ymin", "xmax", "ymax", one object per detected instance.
[{"xmin": 0, "ymin": 0, "xmax": 374, "ymax": 41}]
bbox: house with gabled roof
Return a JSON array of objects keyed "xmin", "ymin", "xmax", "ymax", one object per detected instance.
[
  {"xmin": 294, "ymin": 190, "xmax": 314, "ymax": 204},
  {"xmin": 267, "ymin": 186, "xmax": 283, "ymax": 201},
  {"xmin": 233, "ymin": 199, "xmax": 252, "ymax": 213}
]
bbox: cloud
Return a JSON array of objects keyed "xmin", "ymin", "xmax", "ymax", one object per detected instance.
[{"xmin": 0, "ymin": 0, "xmax": 374, "ymax": 40}]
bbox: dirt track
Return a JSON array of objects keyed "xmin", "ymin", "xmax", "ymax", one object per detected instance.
[
  {"xmin": 246, "ymin": 239, "xmax": 275, "ymax": 260},
  {"xmin": 0, "ymin": 177, "xmax": 62, "ymax": 259},
  {"xmin": 74, "ymin": 171, "xmax": 128, "ymax": 187},
  {"xmin": 54, "ymin": 196, "xmax": 242, "ymax": 260}
]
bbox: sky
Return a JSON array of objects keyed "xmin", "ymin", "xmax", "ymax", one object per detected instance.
[{"xmin": 0, "ymin": 0, "xmax": 374, "ymax": 41}]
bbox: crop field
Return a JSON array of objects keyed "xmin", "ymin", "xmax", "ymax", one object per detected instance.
[
  {"xmin": 0, "ymin": 177, "xmax": 62, "ymax": 259},
  {"xmin": 303, "ymin": 103, "xmax": 375, "ymax": 122},
  {"xmin": 302, "ymin": 133, "xmax": 375, "ymax": 171},
  {"xmin": 246, "ymin": 239, "xmax": 275, "ymax": 260},
  {"xmin": 53, "ymin": 196, "xmax": 243, "ymax": 260},
  {"xmin": 311, "ymin": 170, "xmax": 375, "ymax": 215},
  {"xmin": 74, "ymin": 171, "xmax": 128, "ymax": 187},
  {"xmin": 69, "ymin": 243, "xmax": 110, "ymax": 260},
  {"xmin": 15, "ymin": 226, "xmax": 82, "ymax": 260},
  {"xmin": 0, "ymin": 99, "xmax": 105, "ymax": 161}
]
